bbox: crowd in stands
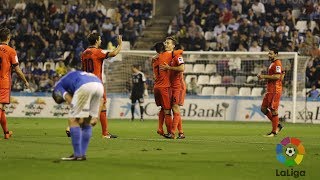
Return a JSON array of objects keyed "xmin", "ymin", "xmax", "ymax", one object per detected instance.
[
  {"xmin": 0, "ymin": 0, "xmax": 152, "ymax": 92},
  {"xmin": 168, "ymin": 0, "xmax": 320, "ymax": 90},
  {"xmin": 168, "ymin": 0, "xmax": 319, "ymax": 54}
]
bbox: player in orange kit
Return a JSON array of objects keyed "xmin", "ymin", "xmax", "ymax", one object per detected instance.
[
  {"xmin": 161, "ymin": 38, "xmax": 186, "ymax": 139},
  {"xmin": 257, "ymin": 49, "xmax": 284, "ymax": 137},
  {"xmin": 0, "ymin": 27, "xmax": 29, "ymax": 139},
  {"xmin": 152, "ymin": 42, "xmax": 173, "ymax": 136},
  {"xmin": 79, "ymin": 32, "xmax": 122, "ymax": 139}
]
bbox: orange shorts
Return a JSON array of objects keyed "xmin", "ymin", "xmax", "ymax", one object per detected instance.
[
  {"xmin": 154, "ymin": 87, "xmax": 171, "ymax": 110},
  {"xmin": 172, "ymin": 86, "xmax": 186, "ymax": 106},
  {"xmin": 261, "ymin": 92, "xmax": 281, "ymax": 111},
  {"xmin": 0, "ymin": 88, "xmax": 10, "ymax": 104}
]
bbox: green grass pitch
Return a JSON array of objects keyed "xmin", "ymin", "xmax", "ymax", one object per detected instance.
[{"xmin": 0, "ymin": 118, "xmax": 319, "ymax": 180}]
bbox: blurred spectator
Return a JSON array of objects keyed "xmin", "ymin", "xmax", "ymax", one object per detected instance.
[
  {"xmin": 187, "ymin": 77, "xmax": 198, "ymax": 95},
  {"xmin": 306, "ymin": 85, "xmax": 320, "ymax": 98},
  {"xmin": 249, "ymin": 41, "xmax": 261, "ymax": 52},
  {"xmin": 43, "ymin": 64, "xmax": 56, "ymax": 78},
  {"xmin": 251, "ymin": 0, "xmax": 265, "ymax": 17},
  {"xmin": 188, "ymin": 20, "xmax": 203, "ymax": 39},
  {"xmin": 142, "ymin": 0, "xmax": 153, "ymax": 19},
  {"xmin": 38, "ymin": 74, "xmax": 53, "ymax": 92},
  {"xmin": 56, "ymin": 61, "xmax": 67, "ymax": 76},
  {"xmin": 216, "ymin": 31, "xmax": 230, "ymax": 50},
  {"xmin": 231, "ymin": 0, "xmax": 242, "ymax": 15},
  {"xmin": 189, "ymin": 31, "xmax": 206, "ymax": 51},
  {"xmin": 123, "ymin": 17, "xmax": 137, "ymax": 48},
  {"xmin": 276, "ymin": 20, "xmax": 290, "ymax": 37}
]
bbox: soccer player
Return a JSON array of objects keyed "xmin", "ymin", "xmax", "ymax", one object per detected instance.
[
  {"xmin": 130, "ymin": 64, "xmax": 148, "ymax": 121},
  {"xmin": 152, "ymin": 42, "xmax": 173, "ymax": 136},
  {"xmin": 0, "ymin": 27, "xmax": 29, "ymax": 139},
  {"xmin": 81, "ymin": 32, "xmax": 122, "ymax": 139},
  {"xmin": 161, "ymin": 38, "xmax": 186, "ymax": 139},
  {"xmin": 257, "ymin": 49, "xmax": 284, "ymax": 137},
  {"xmin": 52, "ymin": 71, "xmax": 104, "ymax": 161}
]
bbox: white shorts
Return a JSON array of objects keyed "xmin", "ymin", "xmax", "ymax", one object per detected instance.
[{"xmin": 69, "ymin": 82, "xmax": 104, "ymax": 118}]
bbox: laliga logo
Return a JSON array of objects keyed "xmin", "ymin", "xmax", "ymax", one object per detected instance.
[
  {"xmin": 275, "ymin": 137, "xmax": 306, "ymax": 178},
  {"xmin": 276, "ymin": 137, "xmax": 305, "ymax": 166}
]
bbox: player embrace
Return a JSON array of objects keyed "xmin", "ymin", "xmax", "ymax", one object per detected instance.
[
  {"xmin": 161, "ymin": 37, "xmax": 186, "ymax": 139},
  {"xmin": 257, "ymin": 49, "xmax": 284, "ymax": 137}
]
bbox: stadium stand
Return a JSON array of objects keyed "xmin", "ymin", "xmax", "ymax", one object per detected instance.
[{"xmin": 3, "ymin": 0, "xmax": 320, "ymax": 97}]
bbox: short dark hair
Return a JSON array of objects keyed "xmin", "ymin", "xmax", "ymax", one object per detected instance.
[
  {"xmin": 132, "ymin": 64, "xmax": 139, "ymax": 69},
  {"xmin": 166, "ymin": 36, "xmax": 177, "ymax": 45},
  {"xmin": 154, "ymin": 42, "xmax": 165, "ymax": 53},
  {"xmin": 0, "ymin": 27, "xmax": 10, "ymax": 42},
  {"xmin": 270, "ymin": 48, "xmax": 279, "ymax": 55},
  {"xmin": 52, "ymin": 91, "xmax": 65, "ymax": 104},
  {"xmin": 87, "ymin": 32, "xmax": 100, "ymax": 45}
]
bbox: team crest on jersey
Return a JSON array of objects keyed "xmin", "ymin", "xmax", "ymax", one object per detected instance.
[
  {"xmin": 276, "ymin": 66, "xmax": 281, "ymax": 73},
  {"xmin": 178, "ymin": 57, "xmax": 184, "ymax": 63}
]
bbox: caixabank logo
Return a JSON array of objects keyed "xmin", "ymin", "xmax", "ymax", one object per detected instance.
[{"xmin": 275, "ymin": 137, "xmax": 306, "ymax": 178}]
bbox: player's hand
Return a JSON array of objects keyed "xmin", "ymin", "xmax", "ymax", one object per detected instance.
[
  {"xmin": 90, "ymin": 119, "xmax": 97, "ymax": 126},
  {"xmin": 257, "ymin": 74, "xmax": 263, "ymax": 80},
  {"xmin": 151, "ymin": 54, "xmax": 159, "ymax": 63},
  {"xmin": 160, "ymin": 62, "xmax": 170, "ymax": 70},
  {"xmin": 117, "ymin": 35, "xmax": 122, "ymax": 45}
]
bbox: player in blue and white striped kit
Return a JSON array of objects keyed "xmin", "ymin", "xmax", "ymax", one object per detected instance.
[{"xmin": 52, "ymin": 70, "xmax": 104, "ymax": 161}]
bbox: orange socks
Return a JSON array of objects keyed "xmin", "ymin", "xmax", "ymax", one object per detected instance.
[
  {"xmin": 171, "ymin": 112, "xmax": 180, "ymax": 134},
  {"xmin": 100, "ymin": 110, "xmax": 108, "ymax": 136},
  {"xmin": 0, "ymin": 110, "xmax": 8, "ymax": 134},
  {"xmin": 164, "ymin": 114, "xmax": 172, "ymax": 134},
  {"xmin": 178, "ymin": 115, "xmax": 183, "ymax": 134},
  {"xmin": 158, "ymin": 109, "xmax": 164, "ymax": 133},
  {"xmin": 272, "ymin": 115, "xmax": 279, "ymax": 133}
]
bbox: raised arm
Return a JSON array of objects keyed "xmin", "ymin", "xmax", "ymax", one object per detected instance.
[{"xmin": 107, "ymin": 35, "xmax": 122, "ymax": 57}]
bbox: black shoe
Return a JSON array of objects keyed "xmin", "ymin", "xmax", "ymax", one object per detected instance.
[
  {"xmin": 103, "ymin": 133, "xmax": 118, "ymax": 139},
  {"xmin": 61, "ymin": 154, "xmax": 86, "ymax": 161},
  {"xmin": 277, "ymin": 124, "xmax": 284, "ymax": 134},
  {"xmin": 66, "ymin": 130, "xmax": 71, "ymax": 137},
  {"xmin": 264, "ymin": 132, "xmax": 276, "ymax": 137},
  {"xmin": 131, "ymin": 116, "xmax": 134, "ymax": 121},
  {"xmin": 177, "ymin": 133, "xmax": 185, "ymax": 139},
  {"xmin": 163, "ymin": 133, "xmax": 175, "ymax": 139}
]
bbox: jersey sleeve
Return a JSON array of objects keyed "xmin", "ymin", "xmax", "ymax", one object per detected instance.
[
  {"xmin": 54, "ymin": 84, "xmax": 68, "ymax": 100},
  {"xmin": 141, "ymin": 72, "xmax": 146, "ymax": 82},
  {"xmin": 274, "ymin": 61, "xmax": 282, "ymax": 74},
  {"xmin": 173, "ymin": 55, "xmax": 184, "ymax": 66},
  {"xmin": 10, "ymin": 49, "xmax": 19, "ymax": 66},
  {"xmin": 99, "ymin": 49, "xmax": 109, "ymax": 60}
]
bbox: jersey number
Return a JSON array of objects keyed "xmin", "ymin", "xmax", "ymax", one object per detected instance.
[
  {"xmin": 0, "ymin": 57, "xmax": 2, "ymax": 70},
  {"xmin": 83, "ymin": 58, "xmax": 94, "ymax": 73}
]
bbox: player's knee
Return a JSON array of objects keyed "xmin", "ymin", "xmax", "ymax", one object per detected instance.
[
  {"xmin": 271, "ymin": 110, "xmax": 278, "ymax": 116},
  {"xmin": 261, "ymin": 107, "xmax": 268, "ymax": 115},
  {"xmin": 172, "ymin": 104, "xmax": 180, "ymax": 113},
  {"xmin": 164, "ymin": 109, "xmax": 171, "ymax": 115}
]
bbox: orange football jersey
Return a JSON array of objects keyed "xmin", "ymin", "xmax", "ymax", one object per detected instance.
[
  {"xmin": 81, "ymin": 47, "xmax": 108, "ymax": 80},
  {"xmin": 267, "ymin": 59, "xmax": 283, "ymax": 93},
  {"xmin": 153, "ymin": 51, "xmax": 172, "ymax": 88},
  {"xmin": 170, "ymin": 50, "xmax": 185, "ymax": 89},
  {"xmin": 0, "ymin": 43, "xmax": 19, "ymax": 88}
]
